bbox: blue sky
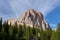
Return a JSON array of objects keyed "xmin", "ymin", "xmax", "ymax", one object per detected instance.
[
  {"xmin": 45, "ymin": 6, "xmax": 60, "ymax": 29},
  {"xmin": 0, "ymin": 0, "xmax": 60, "ymax": 29}
]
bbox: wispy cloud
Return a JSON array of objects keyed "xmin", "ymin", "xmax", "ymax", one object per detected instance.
[
  {"xmin": 0, "ymin": 0, "xmax": 60, "ymax": 19},
  {"xmin": 8, "ymin": 0, "xmax": 60, "ymax": 17},
  {"xmin": 0, "ymin": 0, "xmax": 17, "ymax": 20},
  {"xmin": 0, "ymin": 0, "xmax": 60, "ymax": 29},
  {"xmin": 8, "ymin": 0, "xmax": 31, "ymax": 18}
]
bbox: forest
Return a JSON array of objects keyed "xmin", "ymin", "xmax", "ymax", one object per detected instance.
[{"xmin": 0, "ymin": 17, "xmax": 60, "ymax": 40}]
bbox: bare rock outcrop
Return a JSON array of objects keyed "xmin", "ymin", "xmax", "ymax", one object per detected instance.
[{"xmin": 8, "ymin": 9, "xmax": 50, "ymax": 30}]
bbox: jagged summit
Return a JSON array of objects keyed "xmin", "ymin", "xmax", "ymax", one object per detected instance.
[{"xmin": 8, "ymin": 9, "xmax": 50, "ymax": 30}]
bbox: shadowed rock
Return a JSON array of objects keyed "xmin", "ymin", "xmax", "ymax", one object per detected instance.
[{"xmin": 7, "ymin": 9, "xmax": 50, "ymax": 30}]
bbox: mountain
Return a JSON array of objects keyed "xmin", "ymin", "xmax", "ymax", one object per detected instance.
[{"xmin": 7, "ymin": 9, "xmax": 50, "ymax": 30}]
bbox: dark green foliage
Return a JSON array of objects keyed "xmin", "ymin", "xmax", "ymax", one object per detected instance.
[
  {"xmin": 51, "ymin": 31, "xmax": 58, "ymax": 40},
  {"xmin": 57, "ymin": 24, "xmax": 60, "ymax": 31},
  {"xmin": 56, "ymin": 23, "xmax": 60, "ymax": 40},
  {"xmin": 0, "ymin": 17, "xmax": 3, "ymax": 40},
  {"xmin": 0, "ymin": 17, "xmax": 2, "ymax": 32},
  {"xmin": 32, "ymin": 26, "xmax": 36, "ymax": 35},
  {"xmin": 18, "ymin": 25, "xmax": 25, "ymax": 40},
  {"xmin": 45, "ymin": 28, "xmax": 52, "ymax": 40},
  {"xmin": 0, "ymin": 18, "xmax": 60, "ymax": 40},
  {"xmin": 3, "ymin": 21, "xmax": 9, "ymax": 33}
]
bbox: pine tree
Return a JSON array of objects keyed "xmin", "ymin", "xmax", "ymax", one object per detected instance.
[
  {"xmin": 51, "ymin": 31, "xmax": 58, "ymax": 40},
  {"xmin": 18, "ymin": 25, "xmax": 24, "ymax": 40},
  {"xmin": 12, "ymin": 22, "xmax": 18, "ymax": 40},
  {"xmin": 56, "ymin": 23, "xmax": 60, "ymax": 40},
  {"xmin": 40, "ymin": 30, "xmax": 45, "ymax": 40},
  {"xmin": 23, "ymin": 23, "xmax": 27, "ymax": 40},
  {"xmin": 3, "ymin": 21, "xmax": 10, "ymax": 40},
  {"xmin": 45, "ymin": 28, "xmax": 52, "ymax": 40},
  {"xmin": 3, "ymin": 21, "xmax": 9, "ymax": 33},
  {"xmin": 0, "ymin": 17, "xmax": 2, "ymax": 32},
  {"xmin": 0, "ymin": 17, "xmax": 2, "ymax": 40}
]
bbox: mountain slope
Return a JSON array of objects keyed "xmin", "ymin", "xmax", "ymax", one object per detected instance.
[{"xmin": 8, "ymin": 9, "xmax": 50, "ymax": 30}]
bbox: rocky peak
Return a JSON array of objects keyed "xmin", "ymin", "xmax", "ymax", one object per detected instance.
[
  {"xmin": 8, "ymin": 9, "xmax": 50, "ymax": 30},
  {"xmin": 29, "ymin": 9, "xmax": 35, "ymax": 16}
]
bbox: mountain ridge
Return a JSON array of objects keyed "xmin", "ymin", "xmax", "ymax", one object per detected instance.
[{"xmin": 7, "ymin": 9, "xmax": 50, "ymax": 30}]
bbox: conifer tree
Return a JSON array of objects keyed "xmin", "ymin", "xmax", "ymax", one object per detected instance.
[
  {"xmin": 45, "ymin": 28, "xmax": 52, "ymax": 40},
  {"xmin": 12, "ymin": 22, "xmax": 18, "ymax": 40},
  {"xmin": 0, "ymin": 17, "xmax": 2, "ymax": 40},
  {"xmin": 51, "ymin": 31, "xmax": 58, "ymax": 40},
  {"xmin": 0, "ymin": 17, "xmax": 2, "ymax": 32},
  {"xmin": 18, "ymin": 25, "xmax": 24, "ymax": 40},
  {"xmin": 3, "ymin": 21, "xmax": 10, "ymax": 40},
  {"xmin": 56, "ymin": 23, "xmax": 60, "ymax": 40}
]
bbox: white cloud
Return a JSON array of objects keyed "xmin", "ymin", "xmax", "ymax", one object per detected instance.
[
  {"xmin": 0, "ymin": 0, "xmax": 60, "ymax": 29},
  {"xmin": 37, "ymin": 0, "xmax": 60, "ymax": 16},
  {"xmin": 8, "ymin": 0, "xmax": 31, "ymax": 18},
  {"xmin": 7, "ymin": 0, "xmax": 60, "ymax": 17},
  {"xmin": 50, "ymin": 24, "xmax": 57, "ymax": 29},
  {"xmin": 0, "ymin": 0, "xmax": 60, "ymax": 18}
]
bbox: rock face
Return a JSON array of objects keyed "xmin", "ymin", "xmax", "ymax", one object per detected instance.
[{"xmin": 7, "ymin": 9, "xmax": 50, "ymax": 30}]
